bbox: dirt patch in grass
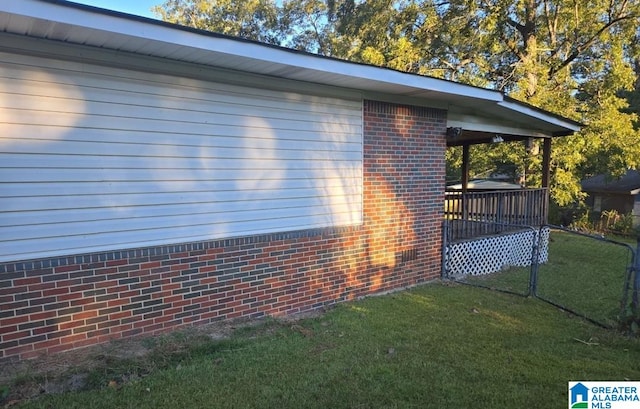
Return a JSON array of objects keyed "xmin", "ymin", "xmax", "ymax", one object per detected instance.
[{"xmin": 0, "ymin": 311, "xmax": 324, "ymax": 407}]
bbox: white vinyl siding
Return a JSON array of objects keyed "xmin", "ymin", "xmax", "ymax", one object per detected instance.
[{"xmin": 0, "ymin": 52, "xmax": 363, "ymax": 262}]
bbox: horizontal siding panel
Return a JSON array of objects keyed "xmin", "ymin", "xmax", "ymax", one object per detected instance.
[
  {"xmin": 1, "ymin": 123, "xmax": 360, "ymax": 146},
  {"xmin": 1, "ymin": 178, "xmax": 362, "ymax": 198},
  {"xmin": 0, "ymin": 51, "xmax": 363, "ymax": 261},
  {"xmin": 2, "ymin": 204, "xmax": 359, "ymax": 241},
  {"xmin": 3, "ymin": 109, "xmax": 360, "ymax": 137},
  {"xmin": 0, "ymin": 92, "xmax": 361, "ymax": 133},
  {"xmin": 1, "ymin": 185, "xmax": 362, "ymax": 212},
  {"xmin": 2, "ymin": 154, "xmax": 359, "ymax": 170},
  {"xmin": 1, "ymin": 81, "xmax": 362, "ymax": 126},
  {"xmin": 0, "ymin": 165, "xmax": 362, "ymax": 182},
  {"xmin": 2, "ymin": 195, "xmax": 360, "ymax": 227},
  {"xmin": 0, "ymin": 139, "xmax": 360, "ymax": 162},
  {"xmin": 0, "ymin": 54, "xmax": 362, "ymax": 116},
  {"xmin": 1, "ymin": 215, "xmax": 356, "ymax": 262}
]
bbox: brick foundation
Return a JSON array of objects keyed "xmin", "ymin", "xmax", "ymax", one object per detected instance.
[{"xmin": 0, "ymin": 100, "xmax": 446, "ymax": 361}]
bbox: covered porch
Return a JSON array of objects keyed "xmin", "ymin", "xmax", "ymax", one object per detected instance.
[
  {"xmin": 442, "ymin": 135, "xmax": 554, "ymax": 277},
  {"xmin": 444, "ymin": 100, "xmax": 581, "ymax": 243}
]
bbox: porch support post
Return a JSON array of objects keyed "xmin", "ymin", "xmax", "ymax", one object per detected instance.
[
  {"xmin": 461, "ymin": 144, "xmax": 470, "ymax": 193},
  {"xmin": 541, "ymin": 138, "xmax": 552, "ymax": 188},
  {"xmin": 461, "ymin": 144, "xmax": 470, "ymax": 219},
  {"xmin": 541, "ymin": 137, "xmax": 552, "ymax": 224}
]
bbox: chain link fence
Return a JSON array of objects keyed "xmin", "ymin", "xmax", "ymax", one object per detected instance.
[
  {"xmin": 533, "ymin": 226, "xmax": 636, "ymax": 328},
  {"xmin": 443, "ymin": 222, "xmax": 638, "ymax": 329}
]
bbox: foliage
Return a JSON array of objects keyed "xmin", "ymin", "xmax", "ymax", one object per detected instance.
[
  {"xmin": 553, "ymin": 207, "xmax": 638, "ymax": 236},
  {"xmin": 620, "ymin": 48, "xmax": 640, "ymax": 130},
  {"xmin": 595, "ymin": 210, "xmax": 635, "ymax": 235},
  {"xmin": 428, "ymin": 0, "xmax": 640, "ymax": 206},
  {"xmin": 152, "ymin": 0, "xmax": 283, "ymax": 44},
  {"xmin": 0, "ymin": 385, "xmax": 9, "ymax": 401},
  {"xmin": 619, "ymin": 304, "xmax": 640, "ymax": 337},
  {"xmin": 566, "ymin": 208, "xmax": 593, "ymax": 232}
]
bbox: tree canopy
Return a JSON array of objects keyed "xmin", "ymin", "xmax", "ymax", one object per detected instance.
[{"xmin": 153, "ymin": 0, "xmax": 640, "ymax": 207}]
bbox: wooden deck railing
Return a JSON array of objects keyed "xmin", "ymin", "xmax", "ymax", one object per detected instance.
[{"xmin": 444, "ymin": 188, "xmax": 548, "ymax": 241}]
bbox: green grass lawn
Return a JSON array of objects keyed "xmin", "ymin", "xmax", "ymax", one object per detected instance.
[
  {"xmin": 463, "ymin": 229, "xmax": 637, "ymax": 327},
  {"xmin": 9, "ymin": 282, "xmax": 640, "ymax": 409}
]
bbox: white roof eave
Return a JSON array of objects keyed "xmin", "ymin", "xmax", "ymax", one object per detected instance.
[
  {"xmin": 0, "ymin": 0, "xmax": 582, "ymax": 137},
  {"xmin": 498, "ymin": 100, "xmax": 582, "ymax": 134}
]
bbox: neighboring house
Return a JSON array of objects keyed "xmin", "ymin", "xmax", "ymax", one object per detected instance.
[
  {"xmin": 581, "ymin": 170, "xmax": 640, "ymax": 227},
  {"xmin": 0, "ymin": 0, "xmax": 580, "ymax": 360}
]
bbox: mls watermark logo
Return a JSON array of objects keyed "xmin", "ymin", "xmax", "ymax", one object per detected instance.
[{"xmin": 569, "ymin": 382, "xmax": 640, "ymax": 408}]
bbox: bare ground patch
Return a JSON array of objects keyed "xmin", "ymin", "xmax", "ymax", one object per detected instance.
[{"xmin": 0, "ymin": 311, "xmax": 325, "ymax": 407}]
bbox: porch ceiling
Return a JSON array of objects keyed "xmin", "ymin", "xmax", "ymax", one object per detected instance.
[
  {"xmin": 0, "ymin": 0, "xmax": 582, "ymax": 139},
  {"xmin": 445, "ymin": 130, "xmax": 543, "ymax": 147},
  {"xmin": 445, "ymin": 97, "xmax": 581, "ymax": 146},
  {"xmin": 447, "ymin": 130, "xmax": 513, "ymax": 147}
]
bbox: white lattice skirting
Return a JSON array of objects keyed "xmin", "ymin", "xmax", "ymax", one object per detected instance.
[{"xmin": 445, "ymin": 227, "xmax": 549, "ymax": 277}]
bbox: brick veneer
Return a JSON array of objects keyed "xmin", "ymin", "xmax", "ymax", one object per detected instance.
[{"xmin": 0, "ymin": 100, "xmax": 446, "ymax": 361}]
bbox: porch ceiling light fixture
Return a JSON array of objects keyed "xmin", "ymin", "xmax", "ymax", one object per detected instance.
[
  {"xmin": 446, "ymin": 127, "xmax": 463, "ymax": 138},
  {"xmin": 492, "ymin": 134, "xmax": 504, "ymax": 143}
]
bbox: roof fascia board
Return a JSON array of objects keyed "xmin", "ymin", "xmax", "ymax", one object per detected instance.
[
  {"xmin": 6, "ymin": 0, "xmax": 503, "ymax": 103},
  {"xmin": 498, "ymin": 99, "xmax": 582, "ymax": 133}
]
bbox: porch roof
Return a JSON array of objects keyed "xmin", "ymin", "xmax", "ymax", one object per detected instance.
[{"xmin": 1, "ymin": 0, "xmax": 581, "ymax": 140}]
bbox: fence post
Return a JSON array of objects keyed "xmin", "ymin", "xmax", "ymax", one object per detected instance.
[
  {"xmin": 632, "ymin": 236, "xmax": 640, "ymax": 310},
  {"xmin": 528, "ymin": 227, "xmax": 540, "ymax": 297},
  {"xmin": 441, "ymin": 219, "xmax": 448, "ymax": 279}
]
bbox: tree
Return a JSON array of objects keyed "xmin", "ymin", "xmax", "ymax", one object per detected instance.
[
  {"xmin": 152, "ymin": 0, "xmax": 283, "ymax": 44},
  {"xmin": 620, "ymin": 30, "xmax": 640, "ymax": 130},
  {"xmin": 432, "ymin": 0, "xmax": 640, "ymax": 205}
]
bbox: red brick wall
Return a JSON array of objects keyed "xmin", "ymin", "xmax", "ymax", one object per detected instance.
[{"xmin": 0, "ymin": 100, "xmax": 446, "ymax": 361}]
